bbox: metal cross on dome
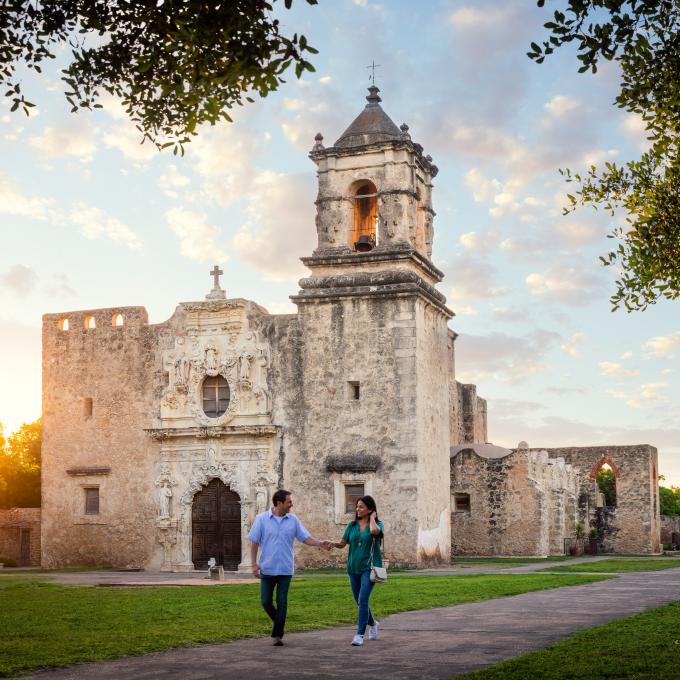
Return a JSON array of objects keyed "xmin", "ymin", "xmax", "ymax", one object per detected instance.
[{"xmin": 366, "ymin": 60, "xmax": 381, "ymax": 86}]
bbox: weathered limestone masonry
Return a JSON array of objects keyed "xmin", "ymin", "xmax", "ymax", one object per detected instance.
[
  {"xmin": 450, "ymin": 444, "xmax": 578, "ymax": 556},
  {"xmin": 41, "ymin": 87, "xmax": 488, "ymax": 570},
  {"xmin": 539, "ymin": 445, "xmax": 661, "ymax": 554},
  {"xmin": 0, "ymin": 508, "xmax": 41, "ymax": 565},
  {"xmin": 450, "ymin": 443, "xmax": 660, "ymax": 556}
]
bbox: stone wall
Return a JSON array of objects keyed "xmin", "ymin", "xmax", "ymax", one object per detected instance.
[
  {"xmin": 450, "ymin": 447, "xmax": 578, "ymax": 556},
  {"xmin": 539, "ymin": 446, "xmax": 661, "ymax": 554},
  {"xmin": 660, "ymin": 515, "xmax": 680, "ymax": 549},
  {"xmin": 42, "ymin": 306, "xmax": 161, "ymax": 568},
  {"xmin": 0, "ymin": 508, "xmax": 41, "ymax": 565}
]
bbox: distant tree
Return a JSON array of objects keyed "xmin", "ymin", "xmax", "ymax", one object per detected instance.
[
  {"xmin": 597, "ymin": 467, "xmax": 617, "ymax": 506},
  {"xmin": 659, "ymin": 485, "xmax": 680, "ymax": 516},
  {"xmin": 0, "ymin": 0, "xmax": 319, "ymax": 154},
  {"xmin": 529, "ymin": 1, "xmax": 679, "ymax": 312},
  {"xmin": 0, "ymin": 419, "xmax": 41, "ymax": 508}
]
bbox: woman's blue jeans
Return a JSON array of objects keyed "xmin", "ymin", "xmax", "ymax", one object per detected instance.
[{"xmin": 348, "ymin": 569, "xmax": 376, "ymax": 635}]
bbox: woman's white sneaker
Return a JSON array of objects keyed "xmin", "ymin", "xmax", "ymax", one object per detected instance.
[
  {"xmin": 351, "ymin": 634, "xmax": 364, "ymax": 646},
  {"xmin": 368, "ymin": 621, "xmax": 379, "ymax": 640}
]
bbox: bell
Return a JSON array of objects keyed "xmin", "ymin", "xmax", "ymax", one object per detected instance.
[{"xmin": 355, "ymin": 235, "xmax": 376, "ymax": 252}]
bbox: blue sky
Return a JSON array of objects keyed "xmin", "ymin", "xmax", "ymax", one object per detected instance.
[{"xmin": 1, "ymin": 0, "xmax": 679, "ymax": 483}]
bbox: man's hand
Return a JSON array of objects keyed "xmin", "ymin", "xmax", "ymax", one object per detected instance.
[
  {"xmin": 320, "ymin": 540, "xmax": 333, "ymax": 551},
  {"xmin": 252, "ymin": 563, "xmax": 261, "ymax": 578}
]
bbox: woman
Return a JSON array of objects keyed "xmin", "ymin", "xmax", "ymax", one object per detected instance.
[{"xmin": 332, "ymin": 495, "xmax": 384, "ymax": 646}]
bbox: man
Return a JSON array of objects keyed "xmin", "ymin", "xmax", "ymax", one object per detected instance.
[{"xmin": 248, "ymin": 489, "xmax": 330, "ymax": 646}]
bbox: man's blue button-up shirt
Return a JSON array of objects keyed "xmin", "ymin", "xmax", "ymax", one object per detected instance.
[{"xmin": 247, "ymin": 510, "xmax": 311, "ymax": 575}]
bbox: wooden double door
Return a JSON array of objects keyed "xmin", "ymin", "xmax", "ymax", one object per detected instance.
[{"xmin": 192, "ymin": 479, "xmax": 242, "ymax": 570}]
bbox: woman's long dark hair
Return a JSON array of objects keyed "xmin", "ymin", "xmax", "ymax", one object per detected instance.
[{"xmin": 355, "ymin": 495, "xmax": 378, "ymax": 522}]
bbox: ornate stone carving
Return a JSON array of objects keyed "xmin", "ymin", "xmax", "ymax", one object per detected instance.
[{"xmin": 154, "ymin": 464, "xmax": 178, "ymax": 520}]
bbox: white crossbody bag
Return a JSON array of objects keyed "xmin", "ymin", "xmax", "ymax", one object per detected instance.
[{"xmin": 369, "ymin": 535, "xmax": 387, "ymax": 584}]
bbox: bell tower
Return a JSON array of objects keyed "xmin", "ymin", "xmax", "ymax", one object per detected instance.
[{"xmin": 289, "ymin": 87, "xmax": 455, "ymax": 566}]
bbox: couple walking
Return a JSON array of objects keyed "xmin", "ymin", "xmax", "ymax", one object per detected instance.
[{"xmin": 247, "ymin": 489, "xmax": 384, "ymax": 647}]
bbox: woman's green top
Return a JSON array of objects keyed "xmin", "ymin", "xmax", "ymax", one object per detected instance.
[{"xmin": 342, "ymin": 520, "xmax": 384, "ymax": 574}]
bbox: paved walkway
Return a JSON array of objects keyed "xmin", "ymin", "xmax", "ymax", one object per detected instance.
[{"xmin": 30, "ymin": 565, "xmax": 680, "ymax": 680}]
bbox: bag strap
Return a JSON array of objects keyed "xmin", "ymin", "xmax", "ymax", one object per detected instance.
[{"xmin": 369, "ymin": 531, "xmax": 385, "ymax": 566}]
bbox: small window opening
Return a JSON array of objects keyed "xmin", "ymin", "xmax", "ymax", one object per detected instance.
[
  {"xmin": 202, "ymin": 375, "xmax": 230, "ymax": 418},
  {"xmin": 112, "ymin": 313, "xmax": 124, "ymax": 327},
  {"xmin": 83, "ymin": 398, "xmax": 93, "ymax": 417},
  {"xmin": 352, "ymin": 181, "xmax": 378, "ymax": 252},
  {"xmin": 59, "ymin": 318, "xmax": 69, "ymax": 331},
  {"xmin": 84, "ymin": 316, "xmax": 96, "ymax": 329},
  {"xmin": 349, "ymin": 381, "xmax": 360, "ymax": 400},
  {"xmin": 84, "ymin": 487, "xmax": 100, "ymax": 515},
  {"xmin": 453, "ymin": 493, "xmax": 471, "ymax": 513},
  {"xmin": 345, "ymin": 483, "xmax": 365, "ymax": 514},
  {"xmin": 596, "ymin": 464, "xmax": 617, "ymax": 507}
]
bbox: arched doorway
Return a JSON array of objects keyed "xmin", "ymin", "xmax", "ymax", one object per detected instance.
[{"xmin": 192, "ymin": 479, "xmax": 241, "ymax": 570}]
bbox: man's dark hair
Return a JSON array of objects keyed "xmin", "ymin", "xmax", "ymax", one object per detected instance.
[{"xmin": 272, "ymin": 489, "xmax": 292, "ymax": 506}]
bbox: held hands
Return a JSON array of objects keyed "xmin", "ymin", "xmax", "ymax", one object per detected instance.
[{"xmin": 319, "ymin": 539, "xmax": 333, "ymax": 551}]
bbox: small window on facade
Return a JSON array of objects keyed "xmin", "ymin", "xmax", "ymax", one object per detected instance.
[
  {"xmin": 83, "ymin": 398, "xmax": 93, "ymax": 417},
  {"xmin": 345, "ymin": 484, "xmax": 365, "ymax": 514},
  {"xmin": 84, "ymin": 315, "xmax": 96, "ymax": 329},
  {"xmin": 202, "ymin": 376, "xmax": 230, "ymax": 418},
  {"xmin": 59, "ymin": 318, "xmax": 69, "ymax": 331},
  {"xmin": 349, "ymin": 381, "xmax": 360, "ymax": 400},
  {"xmin": 112, "ymin": 313, "xmax": 124, "ymax": 327},
  {"xmin": 453, "ymin": 493, "xmax": 470, "ymax": 512},
  {"xmin": 85, "ymin": 488, "xmax": 100, "ymax": 515}
]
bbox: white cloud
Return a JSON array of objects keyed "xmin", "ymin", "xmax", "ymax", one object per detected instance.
[
  {"xmin": 186, "ymin": 123, "xmax": 256, "ymax": 208},
  {"xmin": 621, "ymin": 113, "xmax": 651, "ymax": 150},
  {"xmin": 0, "ymin": 264, "xmax": 37, "ymax": 297},
  {"xmin": 158, "ymin": 164, "xmax": 190, "ymax": 198},
  {"xmin": 231, "ymin": 171, "xmax": 316, "ymax": 280},
  {"xmin": 645, "ymin": 331, "xmax": 680, "ymax": 359},
  {"xmin": 552, "ymin": 218, "xmax": 605, "ymax": 246},
  {"xmin": 458, "ymin": 231, "xmax": 497, "ymax": 253},
  {"xmin": 464, "ymin": 168, "xmax": 501, "ymax": 203},
  {"xmin": 446, "ymin": 256, "xmax": 510, "ymax": 303},
  {"xmin": 28, "ymin": 121, "xmax": 97, "ymax": 162},
  {"xmin": 544, "ymin": 95, "xmax": 582, "ymax": 119},
  {"xmin": 102, "ymin": 124, "xmax": 158, "ymax": 162},
  {"xmin": 640, "ymin": 382, "xmax": 669, "ymax": 401},
  {"xmin": 456, "ymin": 329, "xmax": 561, "ymax": 384},
  {"xmin": 599, "ymin": 361, "xmax": 639, "ymax": 378},
  {"xmin": 560, "ymin": 332, "xmax": 586, "ymax": 358},
  {"xmin": 70, "ymin": 202, "xmax": 142, "ymax": 249},
  {"xmin": 0, "ymin": 174, "xmax": 56, "ymax": 220},
  {"xmin": 166, "ymin": 207, "xmax": 227, "ymax": 263},
  {"xmin": 525, "ymin": 263, "xmax": 605, "ymax": 304}
]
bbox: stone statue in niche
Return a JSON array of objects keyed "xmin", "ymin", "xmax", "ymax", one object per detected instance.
[
  {"xmin": 252, "ymin": 347, "xmax": 271, "ymax": 410},
  {"xmin": 157, "ymin": 481, "xmax": 173, "ymax": 519},
  {"xmin": 239, "ymin": 351, "xmax": 253, "ymax": 385},
  {"xmin": 206, "ymin": 446, "xmax": 217, "ymax": 469},
  {"xmin": 256, "ymin": 487, "xmax": 268, "ymax": 514},
  {"xmin": 173, "ymin": 357, "xmax": 191, "ymax": 392},
  {"xmin": 204, "ymin": 346, "xmax": 219, "ymax": 376}
]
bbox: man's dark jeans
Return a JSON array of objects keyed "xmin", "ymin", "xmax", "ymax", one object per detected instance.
[{"xmin": 260, "ymin": 574, "xmax": 292, "ymax": 638}]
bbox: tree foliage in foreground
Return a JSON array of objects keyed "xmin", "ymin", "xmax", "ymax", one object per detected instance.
[
  {"xmin": 596, "ymin": 467, "xmax": 617, "ymax": 506},
  {"xmin": 0, "ymin": 0, "xmax": 319, "ymax": 153},
  {"xmin": 529, "ymin": 1, "xmax": 679, "ymax": 311},
  {"xmin": 0, "ymin": 419, "xmax": 41, "ymax": 508},
  {"xmin": 659, "ymin": 485, "xmax": 680, "ymax": 516}
]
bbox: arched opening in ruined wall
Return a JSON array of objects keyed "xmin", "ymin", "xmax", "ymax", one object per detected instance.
[
  {"xmin": 192, "ymin": 479, "xmax": 241, "ymax": 570},
  {"xmin": 59, "ymin": 318, "xmax": 69, "ymax": 331},
  {"xmin": 351, "ymin": 180, "xmax": 378, "ymax": 251},
  {"xmin": 112, "ymin": 313, "xmax": 124, "ymax": 327},
  {"xmin": 84, "ymin": 315, "xmax": 96, "ymax": 329},
  {"xmin": 596, "ymin": 463, "xmax": 617, "ymax": 507}
]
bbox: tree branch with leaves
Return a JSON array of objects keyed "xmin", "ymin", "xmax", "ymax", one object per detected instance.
[
  {"xmin": 529, "ymin": 0, "xmax": 679, "ymax": 311},
  {"xmin": 0, "ymin": 0, "xmax": 319, "ymax": 154}
]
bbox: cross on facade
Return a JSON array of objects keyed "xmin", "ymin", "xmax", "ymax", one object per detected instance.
[
  {"xmin": 210, "ymin": 265, "xmax": 223, "ymax": 289},
  {"xmin": 205, "ymin": 264, "xmax": 226, "ymax": 300},
  {"xmin": 366, "ymin": 60, "xmax": 381, "ymax": 86}
]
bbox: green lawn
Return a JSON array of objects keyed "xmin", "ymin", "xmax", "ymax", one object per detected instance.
[
  {"xmin": 0, "ymin": 573, "xmax": 606, "ymax": 677},
  {"xmin": 457, "ymin": 599, "xmax": 680, "ymax": 680},
  {"xmin": 539, "ymin": 558, "xmax": 680, "ymax": 573}
]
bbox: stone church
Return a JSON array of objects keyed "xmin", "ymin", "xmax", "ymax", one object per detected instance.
[{"xmin": 41, "ymin": 87, "xmax": 660, "ymax": 571}]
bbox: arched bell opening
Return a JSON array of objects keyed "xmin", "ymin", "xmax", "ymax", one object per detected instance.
[
  {"xmin": 351, "ymin": 180, "xmax": 378, "ymax": 252},
  {"xmin": 191, "ymin": 478, "xmax": 242, "ymax": 570}
]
